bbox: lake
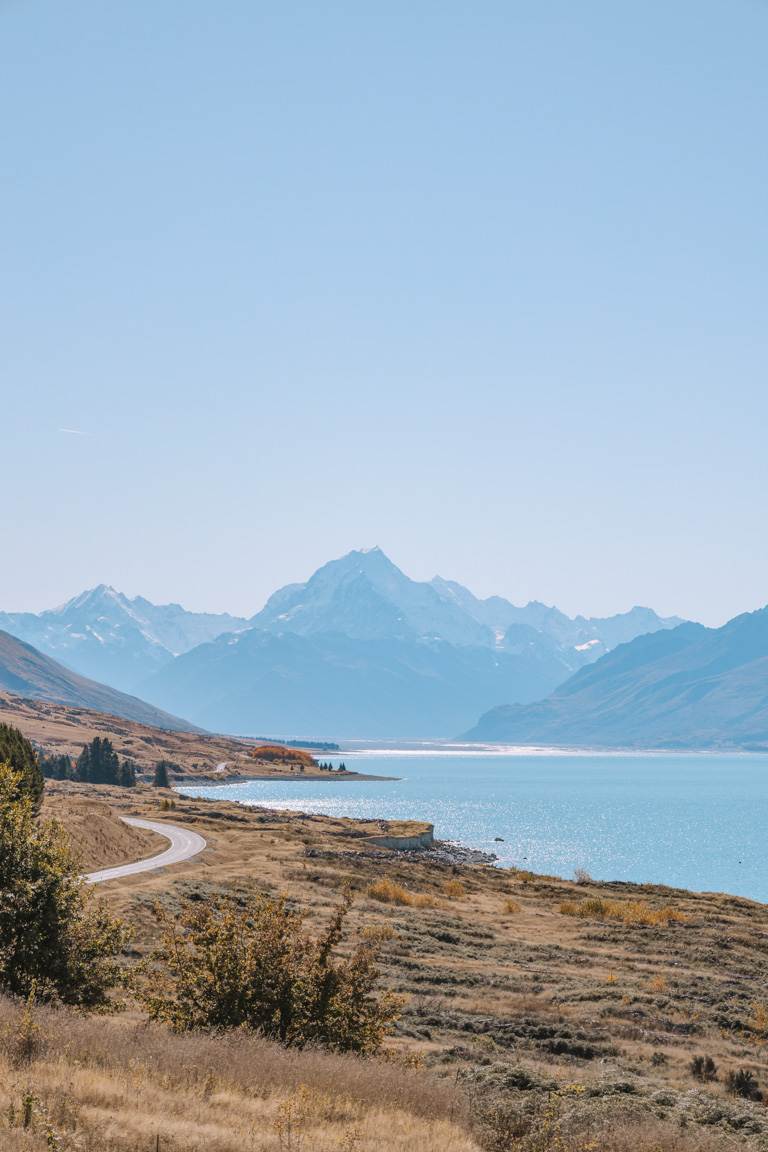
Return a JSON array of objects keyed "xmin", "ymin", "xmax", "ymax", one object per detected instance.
[{"xmin": 177, "ymin": 747, "xmax": 768, "ymax": 903}]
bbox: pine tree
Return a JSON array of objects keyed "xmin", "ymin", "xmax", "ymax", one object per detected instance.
[
  {"xmin": 76, "ymin": 738, "xmax": 121, "ymax": 785},
  {"xmin": 117, "ymin": 759, "xmax": 137, "ymax": 788},
  {"xmin": 0, "ymin": 724, "xmax": 44, "ymax": 810},
  {"xmin": 153, "ymin": 760, "xmax": 173, "ymax": 788}
]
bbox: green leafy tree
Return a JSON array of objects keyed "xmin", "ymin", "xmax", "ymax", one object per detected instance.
[
  {"xmin": 141, "ymin": 892, "xmax": 401, "ymax": 1053},
  {"xmin": 0, "ymin": 763, "xmax": 125, "ymax": 1004},
  {"xmin": 0, "ymin": 724, "xmax": 44, "ymax": 810}
]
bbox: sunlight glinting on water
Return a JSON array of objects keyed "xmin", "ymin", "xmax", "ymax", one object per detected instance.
[{"xmin": 178, "ymin": 750, "xmax": 768, "ymax": 902}]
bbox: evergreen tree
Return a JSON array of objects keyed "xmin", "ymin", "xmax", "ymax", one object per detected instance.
[
  {"xmin": 0, "ymin": 724, "xmax": 44, "ymax": 810},
  {"xmin": 76, "ymin": 737, "xmax": 121, "ymax": 785},
  {"xmin": 39, "ymin": 752, "xmax": 74, "ymax": 781},
  {"xmin": 117, "ymin": 759, "xmax": 137, "ymax": 788},
  {"xmin": 153, "ymin": 760, "xmax": 174, "ymax": 788}
]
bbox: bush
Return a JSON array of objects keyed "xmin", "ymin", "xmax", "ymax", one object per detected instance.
[
  {"xmin": 141, "ymin": 891, "xmax": 402, "ymax": 1054},
  {"xmin": 690, "ymin": 1054, "xmax": 718, "ymax": 1082},
  {"xmin": 0, "ymin": 763, "xmax": 125, "ymax": 1005},
  {"xmin": 0, "ymin": 724, "xmax": 43, "ymax": 810},
  {"xmin": 725, "ymin": 1068, "xmax": 762, "ymax": 1101}
]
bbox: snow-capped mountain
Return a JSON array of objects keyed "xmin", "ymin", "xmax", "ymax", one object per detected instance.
[
  {"xmin": 251, "ymin": 547, "xmax": 681, "ymax": 664},
  {"xmin": 1, "ymin": 552, "xmax": 685, "ymax": 737},
  {"xmin": 136, "ymin": 549, "xmax": 685, "ymax": 738},
  {"xmin": 0, "ymin": 586, "xmax": 247, "ymax": 692}
]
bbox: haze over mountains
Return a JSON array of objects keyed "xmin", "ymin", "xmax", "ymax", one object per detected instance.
[
  {"xmin": 0, "ymin": 548, "xmax": 682, "ymax": 739},
  {"xmin": 0, "ymin": 630, "xmax": 198, "ymax": 732},
  {"xmin": 0, "ymin": 588, "xmax": 248, "ymax": 693},
  {"xmin": 465, "ymin": 607, "xmax": 768, "ymax": 750}
]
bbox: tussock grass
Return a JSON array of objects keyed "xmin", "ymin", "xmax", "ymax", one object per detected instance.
[
  {"xmin": 443, "ymin": 880, "xmax": 467, "ymax": 899},
  {"xmin": 559, "ymin": 897, "xmax": 687, "ymax": 927},
  {"xmin": 367, "ymin": 878, "xmax": 434, "ymax": 908},
  {"xmin": 0, "ymin": 997, "xmax": 473, "ymax": 1151}
]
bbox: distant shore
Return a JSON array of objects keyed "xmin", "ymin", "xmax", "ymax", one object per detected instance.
[{"xmin": 175, "ymin": 769, "xmax": 399, "ymax": 785}]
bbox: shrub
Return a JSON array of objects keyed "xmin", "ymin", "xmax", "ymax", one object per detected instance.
[
  {"xmin": 0, "ymin": 763, "xmax": 125, "ymax": 1004},
  {"xmin": 141, "ymin": 891, "xmax": 402, "ymax": 1053},
  {"xmin": 443, "ymin": 879, "xmax": 466, "ymax": 899},
  {"xmin": 725, "ymin": 1068, "xmax": 762, "ymax": 1100},
  {"xmin": 0, "ymin": 724, "xmax": 44, "ymax": 810},
  {"xmin": 574, "ymin": 868, "xmax": 593, "ymax": 884},
  {"xmin": 690, "ymin": 1054, "xmax": 718, "ymax": 1082}
]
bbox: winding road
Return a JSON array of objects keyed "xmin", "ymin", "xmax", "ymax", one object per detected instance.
[{"xmin": 84, "ymin": 817, "xmax": 207, "ymax": 885}]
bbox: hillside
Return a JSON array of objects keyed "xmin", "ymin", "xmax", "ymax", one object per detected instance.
[
  {"xmin": 22, "ymin": 779, "xmax": 768, "ymax": 1151},
  {"xmin": 465, "ymin": 607, "xmax": 768, "ymax": 749},
  {"xmin": 0, "ymin": 692, "xmax": 337, "ymax": 780},
  {"xmin": 0, "ymin": 630, "xmax": 198, "ymax": 733}
]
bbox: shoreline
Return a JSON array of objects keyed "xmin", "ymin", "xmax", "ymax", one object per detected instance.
[{"xmin": 174, "ymin": 769, "xmax": 399, "ymax": 785}]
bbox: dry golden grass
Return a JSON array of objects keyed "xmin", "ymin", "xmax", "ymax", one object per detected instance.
[
  {"xmin": 366, "ymin": 878, "xmax": 434, "ymax": 907},
  {"xmin": 443, "ymin": 879, "xmax": 467, "ymax": 899},
  {"xmin": 40, "ymin": 792, "xmax": 161, "ymax": 870},
  {"xmin": 559, "ymin": 896, "xmax": 687, "ymax": 926},
  {"xmin": 16, "ymin": 767, "xmax": 768, "ymax": 1151},
  {"xmin": 0, "ymin": 997, "xmax": 475, "ymax": 1152}
]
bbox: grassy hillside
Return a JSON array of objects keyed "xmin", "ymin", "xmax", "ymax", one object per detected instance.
[
  {"xmin": 0, "ymin": 694, "xmax": 344, "ymax": 780},
  {"xmin": 23, "ymin": 777, "xmax": 768, "ymax": 1150}
]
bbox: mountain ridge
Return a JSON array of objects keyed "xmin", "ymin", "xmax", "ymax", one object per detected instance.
[
  {"xmin": 0, "ymin": 587, "xmax": 248, "ymax": 692},
  {"xmin": 463, "ymin": 608, "xmax": 768, "ymax": 750},
  {"xmin": 0, "ymin": 629, "xmax": 199, "ymax": 733}
]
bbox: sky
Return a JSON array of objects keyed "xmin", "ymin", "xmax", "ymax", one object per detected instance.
[{"xmin": 1, "ymin": 1, "xmax": 766, "ymax": 626}]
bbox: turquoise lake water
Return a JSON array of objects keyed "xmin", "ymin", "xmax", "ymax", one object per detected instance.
[{"xmin": 178, "ymin": 749, "xmax": 768, "ymax": 903}]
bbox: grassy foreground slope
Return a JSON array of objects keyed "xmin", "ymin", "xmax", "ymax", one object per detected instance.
[{"xmin": 29, "ymin": 780, "xmax": 768, "ymax": 1150}]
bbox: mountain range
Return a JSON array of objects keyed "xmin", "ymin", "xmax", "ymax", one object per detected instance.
[
  {"xmin": 0, "ymin": 630, "xmax": 198, "ymax": 732},
  {"xmin": 0, "ymin": 588, "xmax": 247, "ymax": 693},
  {"xmin": 464, "ymin": 607, "xmax": 768, "ymax": 750},
  {"xmin": 0, "ymin": 549, "xmax": 684, "ymax": 738}
]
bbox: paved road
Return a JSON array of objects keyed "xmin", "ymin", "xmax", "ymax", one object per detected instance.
[{"xmin": 84, "ymin": 817, "xmax": 207, "ymax": 884}]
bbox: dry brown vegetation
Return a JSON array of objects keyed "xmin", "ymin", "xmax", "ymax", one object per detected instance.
[
  {"xmin": 40, "ymin": 792, "xmax": 160, "ymax": 870},
  {"xmin": 0, "ymin": 997, "xmax": 473, "ymax": 1151},
  {"xmin": 248, "ymin": 744, "xmax": 318, "ymax": 768},
  {"xmin": 558, "ymin": 895, "xmax": 688, "ymax": 926},
  {"xmin": 15, "ymin": 767, "xmax": 768, "ymax": 1149},
  {"xmin": 0, "ymin": 693, "xmax": 347, "ymax": 781}
]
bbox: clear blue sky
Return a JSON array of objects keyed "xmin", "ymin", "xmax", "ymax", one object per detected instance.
[{"xmin": 2, "ymin": 1, "xmax": 766, "ymax": 625}]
